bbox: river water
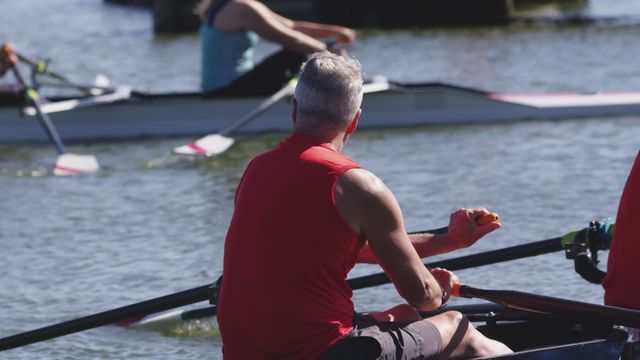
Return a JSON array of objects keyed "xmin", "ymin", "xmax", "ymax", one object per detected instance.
[{"xmin": 1, "ymin": 0, "xmax": 640, "ymax": 359}]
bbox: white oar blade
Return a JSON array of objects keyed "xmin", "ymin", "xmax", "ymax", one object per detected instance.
[
  {"xmin": 53, "ymin": 154, "xmax": 100, "ymax": 176},
  {"xmin": 94, "ymin": 74, "xmax": 111, "ymax": 88},
  {"xmin": 88, "ymin": 74, "xmax": 111, "ymax": 95},
  {"xmin": 172, "ymin": 134, "xmax": 235, "ymax": 157}
]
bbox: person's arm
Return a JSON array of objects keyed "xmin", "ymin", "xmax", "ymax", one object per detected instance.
[
  {"xmin": 0, "ymin": 43, "xmax": 18, "ymax": 77},
  {"xmin": 357, "ymin": 207, "xmax": 501, "ymax": 264},
  {"xmin": 335, "ymin": 168, "xmax": 447, "ymax": 311},
  {"xmin": 220, "ymin": 1, "xmax": 326, "ymax": 54},
  {"xmin": 269, "ymin": 12, "xmax": 355, "ymax": 45}
]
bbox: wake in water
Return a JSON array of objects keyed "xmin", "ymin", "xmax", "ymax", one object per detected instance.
[{"xmin": 125, "ymin": 314, "xmax": 220, "ymax": 338}]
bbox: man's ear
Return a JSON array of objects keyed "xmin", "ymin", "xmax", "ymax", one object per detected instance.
[
  {"xmin": 291, "ymin": 97, "xmax": 297, "ymax": 127},
  {"xmin": 346, "ymin": 109, "xmax": 361, "ymax": 135}
]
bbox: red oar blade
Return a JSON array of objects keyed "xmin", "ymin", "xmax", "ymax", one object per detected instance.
[{"xmin": 172, "ymin": 134, "xmax": 235, "ymax": 157}]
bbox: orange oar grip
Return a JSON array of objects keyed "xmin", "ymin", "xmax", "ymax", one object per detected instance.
[
  {"xmin": 451, "ymin": 281, "xmax": 465, "ymax": 297},
  {"xmin": 476, "ymin": 212, "xmax": 500, "ymax": 226}
]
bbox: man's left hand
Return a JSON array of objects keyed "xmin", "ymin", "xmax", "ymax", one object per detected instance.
[{"xmin": 447, "ymin": 207, "xmax": 501, "ymax": 250}]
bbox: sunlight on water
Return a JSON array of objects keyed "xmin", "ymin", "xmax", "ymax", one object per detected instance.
[
  {"xmin": 131, "ymin": 316, "xmax": 220, "ymax": 338},
  {"xmin": 11, "ymin": 167, "xmax": 50, "ymax": 177},
  {"xmin": 170, "ymin": 319, "xmax": 220, "ymax": 338}
]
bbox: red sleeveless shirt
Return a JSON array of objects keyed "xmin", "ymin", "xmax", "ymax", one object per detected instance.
[
  {"xmin": 218, "ymin": 133, "xmax": 364, "ymax": 359},
  {"xmin": 603, "ymin": 151, "xmax": 640, "ymax": 310}
]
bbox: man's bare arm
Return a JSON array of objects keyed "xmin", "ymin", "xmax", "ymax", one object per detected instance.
[
  {"xmin": 335, "ymin": 168, "xmax": 445, "ymax": 310},
  {"xmin": 357, "ymin": 208, "xmax": 501, "ymax": 264}
]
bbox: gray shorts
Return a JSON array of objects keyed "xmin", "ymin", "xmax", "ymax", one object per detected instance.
[{"xmin": 318, "ymin": 313, "xmax": 443, "ymax": 360}]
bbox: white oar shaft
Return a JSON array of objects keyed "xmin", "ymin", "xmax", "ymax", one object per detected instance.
[
  {"xmin": 172, "ymin": 80, "xmax": 297, "ymax": 157},
  {"xmin": 219, "ymin": 81, "xmax": 296, "ymax": 136},
  {"xmin": 172, "ymin": 76, "xmax": 391, "ymax": 158}
]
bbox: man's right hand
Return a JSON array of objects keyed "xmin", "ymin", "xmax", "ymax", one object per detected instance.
[{"xmin": 430, "ymin": 267, "xmax": 458, "ymax": 304}]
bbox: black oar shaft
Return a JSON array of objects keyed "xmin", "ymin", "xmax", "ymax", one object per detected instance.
[
  {"xmin": 0, "ymin": 285, "xmax": 210, "ymax": 351},
  {"xmin": 347, "ymin": 236, "xmax": 562, "ymax": 290},
  {"xmin": 15, "ymin": 52, "xmax": 69, "ymax": 82},
  {"xmin": 457, "ymin": 285, "xmax": 640, "ymax": 329},
  {"xmin": 11, "ymin": 67, "xmax": 66, "ymax": 154},
  {"xmin": 0, "ymin": 229, "xmax": 566, "ymax": 352}
]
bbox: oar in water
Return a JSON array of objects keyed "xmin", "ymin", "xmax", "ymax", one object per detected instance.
[
  {"xmin": 0, "ymin": 221, "xmax": 599, "ymax": 351},
  {"xmin": 0, "ymin": 284, "xmax": 211, "ymax": 352},
  {"xmin": 3, "ymin": 45, "xmax": 99, "ymax": 175},
  {"xmin": 172, "ymin": 79, "xmax": 298, "ymax": 157},
  {"xmin": 0, "ymin": 224, "xmax": 450, "ymax": 351},
  {"xmin": 452, "ymin": 282, "xmax": 640, "ymax": 329},
  {"xmin": 171, "ymin": 77, "xmax": 392, "ymax": 158},
  {"xmin": 129, "ymin": 221, "xmax": 588, "ymax": 327}
]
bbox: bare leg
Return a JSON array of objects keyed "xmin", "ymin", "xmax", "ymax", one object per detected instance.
[
  {"xmin": 426, "ymin": 311, "xmax": 512, "ymax": 359},
  {"xmin": 366, "ymin": 304, "xmax": 422, "ymax": 322}
]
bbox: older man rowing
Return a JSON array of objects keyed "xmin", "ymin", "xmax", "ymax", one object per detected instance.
[{"xmin": 216, "ymin": 51, "xmax": 511, "ymax": 359}]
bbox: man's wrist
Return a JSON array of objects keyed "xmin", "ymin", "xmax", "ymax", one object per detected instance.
[{"xmin": 439, "ymin": 284, "xmax": 448, "ymax": 305}]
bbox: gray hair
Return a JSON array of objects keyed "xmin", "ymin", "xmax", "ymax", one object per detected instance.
[{"xmin": 294, "ymin": 51, "xmax": 363, "ymax": 130}]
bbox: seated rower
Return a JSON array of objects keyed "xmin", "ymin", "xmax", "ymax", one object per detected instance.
[
  {"xmin": 602, "ymin": 150, "xmax": 640, "ymax": 341},
  {"xmin": 217, "ymin": 51, "xmax": 512, "ymax": 359},
  {"xmin": 195, "ymin": 0, "xmax": 355, "ymax": 97}
]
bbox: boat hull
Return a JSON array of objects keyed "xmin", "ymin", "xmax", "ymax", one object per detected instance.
[{"xmin": 3, "ymin": 83, "xmax": 640, "ymax": 144}]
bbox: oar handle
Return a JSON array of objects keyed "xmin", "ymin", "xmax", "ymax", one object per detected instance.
[
  {"xmin": 476, "ymin": 212, "xmax": 500, "ymax": 226},
  {"xmin": 451, "ymin": 281, "xmax": 465, "ymax": 297},
  {"xmin": 451, "ymin": 283, "xmax": 640, "ymax": 329}
]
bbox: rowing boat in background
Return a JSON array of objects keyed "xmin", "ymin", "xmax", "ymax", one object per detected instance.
[{"xmin": 2, "ymin": 79, "xmax": 640, "ymax": 144}]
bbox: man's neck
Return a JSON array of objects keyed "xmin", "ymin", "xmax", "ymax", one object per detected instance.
[{"xmin": 292, "ymin": 129, "xmax": 346, "ymax": 152}]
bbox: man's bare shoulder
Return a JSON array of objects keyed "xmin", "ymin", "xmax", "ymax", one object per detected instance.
[
  {"xmin": 335, "ymin": 168, "xmax": 396, "ymax": 234},
  {"xmin": 336, "ymin": 168, "xmax": 390, "ymax": 202}
]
